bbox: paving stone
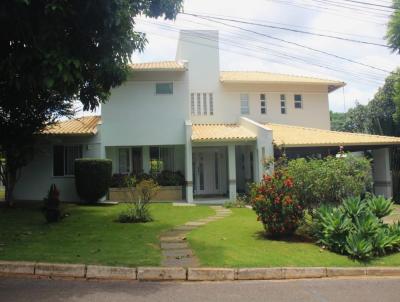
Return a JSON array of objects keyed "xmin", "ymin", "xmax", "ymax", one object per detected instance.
[
  {"xmin": 137, "ymin": 267, "xmax": 186, "ymax": 281},
  {"xmin": 161, "ymin": 242, "xmax": 189, "ymax": 249},
  {"xmin": 185, "ymin": 222, "xmax": 206, "ymax": 226},
  {"xmin": 174, "ymin": 225, "xmax": 198, "ymax": 231},
  {"xmin": 162, "ymin": 257, "xmax": 199, "ymax": 267},
  {"xmin": 160, "ymin": 205, "xmax": 231, "ymax": 268},
  {"xmin": 162, "ymin": 230, "xmax": 187, "ymax": 237},
  {"xmin": 86, "ymin": 265, "xmax": 136, "ymax": 280},
  {"xmin": 160, "ymin": 236, "xmax": 186, "ymax": 243},
  {"xmin": 162, "ymin": 249, "xmax": 193, "ymax": 258}
]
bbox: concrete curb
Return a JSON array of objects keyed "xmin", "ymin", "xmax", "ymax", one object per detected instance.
[{"xmin": 1, "ymin": 261, "xmax": 400, "ymax": 281}]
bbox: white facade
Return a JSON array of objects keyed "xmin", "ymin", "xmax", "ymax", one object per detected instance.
[{"xmin": 15, "ymin": 29, "xmax": 392, "ymax": 203}]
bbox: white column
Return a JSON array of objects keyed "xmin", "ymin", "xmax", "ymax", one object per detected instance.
[
  {"xmin": 228, "ymin": 144, "xmax": 237, "ymax": 201},
  {"xmin": 142, "ymin": 146, "xmax": 150, "ymax": 173},
  {"xmin": 185, "ymin": 121, "xmax": 194, "ymax": 203},
  {"xmin": 372, "ymin": 148, "xmax": 392, "ymax": 198}
]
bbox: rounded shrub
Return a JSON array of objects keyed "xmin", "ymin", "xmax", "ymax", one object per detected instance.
[{"xmin": 75, "ymin": 158, "xmax": 112, "ymax": 203}]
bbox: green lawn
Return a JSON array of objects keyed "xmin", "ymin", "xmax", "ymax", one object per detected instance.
[
  {"xmin": 0, "ymin": 203, "xmax": 213, "ymax": 266},
  {"xmin": 188, "ymin": 208, "xmax": 400, "ymax": 267}
]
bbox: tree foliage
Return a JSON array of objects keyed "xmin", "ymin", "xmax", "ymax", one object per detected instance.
[
  {"xmin": 0, "ymin": 0, "xmax": 182, "ymax": 205},
  {"xmin": 387, "ymin": 0, "xmax": 400, "ymax": 53}
]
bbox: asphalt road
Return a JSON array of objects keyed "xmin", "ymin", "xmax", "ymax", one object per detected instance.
[{"xmin": 1, "ymin": 276, "xmax": 400, "ymax": 302}]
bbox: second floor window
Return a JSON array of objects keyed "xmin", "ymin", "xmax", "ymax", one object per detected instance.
[
  {"xmin": 260, "ymin": 94, "xmax": 266, "ymax": 114},
  {"xmin": 294, "ymin": 94, "xmax": 303, "ymax": 109},
  {"xmin": 240, "ymin": 93, "xmax": 250, "ymax": 115},
  {"xmin": 280, "ymin": 94, "xmax": 287, "ymax": 114},
  {"xmin": 53, "ymin": 145, "xmax": 83, "ymax": 176},
  {"xmin": 191, "ymin": 92, "xmax": 214, "ymax": 116},
  {"xmin": 156, "ymin": 82, "xmax": 173, "ymax": 95}
]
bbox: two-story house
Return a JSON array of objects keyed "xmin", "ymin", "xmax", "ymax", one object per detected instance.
[{"xmin": 13, "ymin": 30, "xmax": 400, "ymax": 203}]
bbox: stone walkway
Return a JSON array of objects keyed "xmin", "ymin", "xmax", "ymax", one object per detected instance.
[{"xmin": 160, "ymin": 206, "xmax": 232, "ymax": 267}]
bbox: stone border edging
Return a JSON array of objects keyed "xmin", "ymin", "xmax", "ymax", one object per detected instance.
[{"xmin": 1, "ymin": 261, "xmax": 400, "ymax": 281}]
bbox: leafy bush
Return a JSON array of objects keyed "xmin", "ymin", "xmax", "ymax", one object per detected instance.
[
  {"xmin": 117, "ymin": 179, "xmax": 159, "ymax": 223},
  {"xmin": 287, "ymin": 154, "xmax": 372, "ymax": 208},
  {"xmin": 312, "ymin": 195, "xmax": 400, "ymax": 260},
  {"xmin": 250, "ymin": 169, "xmax": 303, "ymax": 237},
  {"xmin": 156, "ymin": 170, "xmax": 185, "ymax": 186},
  {"xmin": 75, "ymin": 158, "xmax": 112, "ymax": 203},
  {"xmin": 110, "ymin": 173, "xmax": 129, "ymax": 188},
  {"xmin": 367, "ymin": 195, "xmax": 393, "ymax": 219},
  {"xmin": 110, "ymin": 171, "xmax": 184, "ymax": 188},
  {"xmin": 43, "ymin": 184, "xmax": 62, "ymax": 223}
]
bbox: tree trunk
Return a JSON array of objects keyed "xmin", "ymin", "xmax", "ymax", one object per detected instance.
[{"xmin": 4, "ymin": 167, "xmax": 16, "ymax": 207}]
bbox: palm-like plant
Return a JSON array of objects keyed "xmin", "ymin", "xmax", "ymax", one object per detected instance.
[{"xmin": 367, "ymin": 195, "xmax": 393, "ymax": 219}]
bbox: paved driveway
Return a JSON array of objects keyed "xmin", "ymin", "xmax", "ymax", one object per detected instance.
[{"xmin": 1, "ymin": 276, "xmax": 400, "ymax": 302}]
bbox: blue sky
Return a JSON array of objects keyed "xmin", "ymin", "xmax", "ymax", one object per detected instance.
[{"xmin": 78, "ymin": 0, "xmax": 400, "ymax": 115}]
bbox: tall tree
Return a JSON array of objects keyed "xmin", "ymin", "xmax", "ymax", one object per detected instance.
[{"xmin": 0, "ymin": 0, "xmax": 183, "ymax": 206}]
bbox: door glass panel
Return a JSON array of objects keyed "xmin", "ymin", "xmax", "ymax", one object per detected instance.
[
  {"xmin": 199, "ymin": 155, "xmax": 204, "ymax": 190},
  {"xmin": 215, "ymin": 152, "xmax": 219, "ymax": 190}
]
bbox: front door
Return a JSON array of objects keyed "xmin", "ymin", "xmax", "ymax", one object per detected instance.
[{"xmin": 193, "ymin": 148, "xmax": 227, "ymax": 196}]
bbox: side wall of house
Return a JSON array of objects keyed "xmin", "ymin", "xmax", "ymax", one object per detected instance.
[
  {"xmin": 101, "ymin": 70, "xmax": 189, "ymax": 147},
  {"xmin": 13, "ymin": 134, "xmax": 101, "ymax": 202}
]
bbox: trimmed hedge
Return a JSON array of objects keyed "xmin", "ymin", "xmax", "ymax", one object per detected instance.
[{"xmin": 75, "ymin": 158, "xmax": 112, "ymax": 203}]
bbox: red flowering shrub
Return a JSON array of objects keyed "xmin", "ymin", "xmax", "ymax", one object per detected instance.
[{"xmin": 250, "ymin": 169, "xmax": 303, "ymax": 237}]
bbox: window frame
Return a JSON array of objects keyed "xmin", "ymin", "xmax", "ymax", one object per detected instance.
[
  {"xmin": 155, "ymin": 82, "xmax": 173, "ymax": 95},
  {"xmin": 280, "ymin": 94, "xmax": 287, "ymax": 114},
  {"xmin": 260, "ymin": 93, "xmax": 267, "ymax": 115},
  {"xmin": 149, "ymin": 146, "xmax": 175, "ymax": 174},
  {"xmin": 240, "ymin": 93, "xmax": 250, "ymax": 115},
  {"xmin": 294, "ymin": 94, "xmax": 303, "ymax": 109},
  {"xmin": 52, "ymin": 144, "xmax": 83, "ymax": 177}
]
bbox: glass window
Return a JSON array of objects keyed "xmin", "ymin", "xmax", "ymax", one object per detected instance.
[
  {"xmin": 294, "ymin": 94, "xmax": 302, "ymax": 109},
  {"xmin": 53, "ymin": 145, "xmax": 82, "ymax": 176},
  {"xmin": 190, "ymin": 93, "xmax": 195, "ymax": 115},
  {"xmin": 118, "ymin": 148, "xmax": 130, "ymax": 174},
  {"xmin": 240, "ymin": 93, "xmax": 249, "ymax": 115},
  {"xmin": 260, "ymin": 93, "xmax": 266, "ymax": 114},
  {"xmin": 197, "ymin": 93, "xmax": 201, "ymax": 115},
  {"xmin": 280, "ymin": 94, "xmax": 286, "ymax": 114},
  {"xmin": 209, "ymin": 93, "xmax": 214, "ymax": 115},
  {"xmin": 155, "ymin": 82, "xmax": 173, "ymax": 95},
  {"xmin": 150, "ymin": 146, "xmax": 174, "ymax": 174},
  {"xmin": 203, "ymin": 93, "xmax": 207, "ymax": 115}
]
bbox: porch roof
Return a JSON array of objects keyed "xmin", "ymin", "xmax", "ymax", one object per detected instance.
[
  {"xmin": 192, "ymin": 124, "xmax": 257, "ymax": 142},
  {"xmin": 41, "ymin": 116, "xmax": 100, "ymax": 136},
  {"xmin": 266, "ymin": 123, "xmax": 400, "ymax": 148},
  {"xmin": 129, "ymin": 61, "xmax": 187, "ymax": 71}
]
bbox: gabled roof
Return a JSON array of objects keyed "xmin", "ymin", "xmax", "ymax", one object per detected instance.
[
  {"xmin": 266, "ymin": 123, "xmax": 400, "ymax": 147},
  {"xmin": 192, "ymin": 124, "xmax": 257, "ymax": 142},
  {"xmin": 42, "ymin": 116, "xmax": 100, "ymax": 136},
  {"xmin": 129, "ymin": 61, "xmax": 186, "ymax": 71},
  {"xmin": 220, "ymin": 71, "xmax": 345, "ymax": 92}
]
